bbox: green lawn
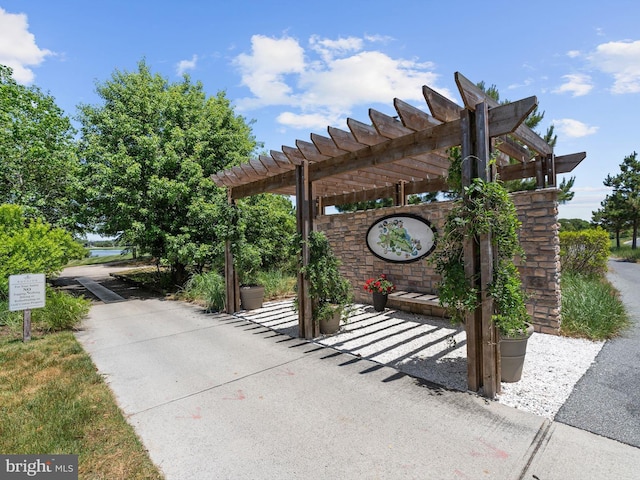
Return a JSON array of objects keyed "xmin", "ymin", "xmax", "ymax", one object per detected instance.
[{"xmin": 0, "ymin": 332, "xmax": 164, "ymax": 479}]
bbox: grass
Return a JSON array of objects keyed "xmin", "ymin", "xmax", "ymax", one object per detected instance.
[
  {"xmin": 610, "ymin": 244, "xmax": 640, "ymax": 263},
  {"xmin": 179, "ymin": 271, "xmax": 226, "ymax": 311},
  {"xmin": 177, "ymin": 269, "xmax": 297, "ymax": 312},
  {"xmin": 66, "ymin": 252, "xmax": 135, "ymax": 267},
  {"xmin": 257, "ymin": 269, "xmax": 297, "ymax": 300},
  {"xmin": 0, "ymin": 331, "xmax": 164, "ymax": 479},
  {"xmin": 560, "ymin": 272, "xmax": 630, "ymax": 339}
]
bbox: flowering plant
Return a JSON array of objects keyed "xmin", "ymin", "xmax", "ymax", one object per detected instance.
[{"xmin": 363, "ymin": 274, "xmax": 395, "ymax": 294}]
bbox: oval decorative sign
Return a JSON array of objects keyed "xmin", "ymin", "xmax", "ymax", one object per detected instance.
[{"xmin": 366, "ymin": 214, "xmax": 437, "ymax": 263}]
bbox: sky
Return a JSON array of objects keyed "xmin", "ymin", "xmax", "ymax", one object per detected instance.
[{"xmin": 1, "ymin": 0, "xmax": 639, "ymax": 221}]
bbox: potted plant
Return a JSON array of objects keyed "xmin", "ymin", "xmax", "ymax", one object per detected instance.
[
  {"xmin": 432, "ymin": 172, "xmax": 533, "ymax": 382},
  {"xmin": 298, "ymin": 231, "xmax": 353, "ymax": 334},
  {"xmin": 237, "ymin": 243, "xmax": 265, "ymax": 310},
  {"xmin": 364, "ymin": 274, "xmax": 396, "ymax": 311}
]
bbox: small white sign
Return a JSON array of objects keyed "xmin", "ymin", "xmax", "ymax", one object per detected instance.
[{"xmin": 9, "ymin": 274, "xmax": 46, "ymax": 311}]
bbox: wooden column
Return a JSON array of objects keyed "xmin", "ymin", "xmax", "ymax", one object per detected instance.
[
  {"xmin": 296, "ymin": 160, "xmax": 317, "ymax": 339},
  {"xmin": 546, "ymin": 153, "xmax": 556, "ymax": 187},
  {"xmin": 224, "ymin": 190, "xmax": 240, "ymax": 313},
  {"xmin": 460, "ymin": 102, "xmax": 500, "ymax": 398},
  {"xmin": 394, "ymin": 181, "xmax": 406, "ymax": 206}
]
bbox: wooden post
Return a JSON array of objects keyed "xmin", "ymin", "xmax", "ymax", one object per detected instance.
[
  {"xmin": 546, "ymin": 153, "xmax": 556, "ymax": 187},
  {"xmin": 224, "ymin": 190, "xmax": 240, "ymax": 313},
  {"xmin": 461, "ymin": 108, "xmax": 481, "ymax": 392},
  {"xmin": 23, "ymin": 309, "xmax": 31, "ymax": 342},
  {"xmin": 535, "ymin": 156, "xmax": 545, "ymax": 189},
  {"xmin": 394, "ymin": 181, "xmax": 406, "ymax": 206},
  {"xmin": 296, "ymin": 160, "xmax": 317, "ymax": 339},
  {"xmin": 460, "ymin": 102, "xmax": 500, "ymax": 398}
]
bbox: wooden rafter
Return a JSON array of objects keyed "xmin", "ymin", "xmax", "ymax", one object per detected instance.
[{"xmin": 212, "ymin": 73, "xmax": 582, "ymax": 207}]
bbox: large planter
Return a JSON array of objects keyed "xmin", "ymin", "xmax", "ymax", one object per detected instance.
[
  {"xmin": 372, "ymin": 292, "xmax": 388, "ymax": 312},
  {"xmin": 319, "ymin": 307, "xmax": 342, "ymax": 334},
  {"xmin": 240, "ymin": 285, "xmax": 265, "ymax": 310},
  {"xmin": 500, "ymin": 323, "xmax": 534, "ymax": 382}
]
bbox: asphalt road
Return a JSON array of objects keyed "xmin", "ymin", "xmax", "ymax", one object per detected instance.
[{"xmin": 555, "ymin": 259, "xmax": 640, "ymax": 447}]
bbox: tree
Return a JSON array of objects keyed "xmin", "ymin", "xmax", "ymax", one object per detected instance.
[
  {"xmin": 77, "ymin": 60, "xmax": 258, "ymax": 282},
  {"xmin": 0, "ymin": 65, "xmax": 80, "ymax": 230},
  {"xmin": 592, "ymin": 192, "xmax": 628, "ymax": 248},
  {"xmin": 558, "ymin": 218, "xmax": 591, "ymax": 232},
  {"xmin": 601, "ymin": 152, "xmax": 640, "ymax": 249}
]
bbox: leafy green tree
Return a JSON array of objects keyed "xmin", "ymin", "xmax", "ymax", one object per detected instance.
[
  {"xmin": 558, "ymin": 218, "xmax": 591, "ymax": 232},
  {"xmin": 592, "ymin": 192, "xmax": 629, "ymax": 248},
  {"xmin": 602, "ymin": 152, "xmax": 640, "ymax": 249},
  {"xmin": 238, "ymin": 194, "xmax": 296, "ymax": 273},
  {"xmin": 77, "ymin": 60, "xmax": 258, "ymax": 283},
  {"xmin": 0, "ymin": 204, "xmax": 86, "ymax": 297},
  {"xmin": 335, "ymin": 197, "xmax": 394, "ymax": 213},
  {"xmin": 0, "ymin": 65, "xmax": 80, "ymax": 230}
]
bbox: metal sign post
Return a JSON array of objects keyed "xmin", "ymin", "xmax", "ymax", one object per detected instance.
[{"xmin": 9, "ymin": 274, "xmax": 46, "ymax": 342}]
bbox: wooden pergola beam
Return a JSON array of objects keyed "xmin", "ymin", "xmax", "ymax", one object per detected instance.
[{"xmin": 455, "ymin": 72, "xmax": 552, "ymax": 156}]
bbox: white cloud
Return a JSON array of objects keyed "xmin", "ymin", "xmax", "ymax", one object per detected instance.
[
  {"xmin": 552, "ymin": 118, "xmax": 598, "ymax": 138},
  {"xmin": 588, "ymin": 40, "xmax": 640, "ymax": 94},
  {"xmin": 553, "ymin": 74, "xmax": 593, "ymax": 96},
  {"xmin": 176, "ymin": 54, "xmax": 198, "ymax": 75},
  {"xmin": 233, "ymin": 34, "xmax": 448, "ymax": 129},
  {"xmin": 309, "ymin": 35, "xmax": 363, "ymax": 62},
  {"xmin": 233, "ymin": 35, "xmax": 305, "ymax": 108},
  {"xmin": 566, "ymin": 50, "xmax": 581, "ymax": 58},
  {"xmin": 0, "ymin": 7, "xmax": 52, "ymax": 83},
  {"xmin": 277, "ymin": 111, "xmax": 343, "ymax": 131}
]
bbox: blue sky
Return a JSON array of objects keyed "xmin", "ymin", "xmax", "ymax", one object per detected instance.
[{"xmin": 2, "ymin": 0, "xmax": 639, "ymax": 220}]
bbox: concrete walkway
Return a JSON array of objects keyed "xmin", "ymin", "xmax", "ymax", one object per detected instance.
[{"xmin": 69, "ymin": 266, "xmax": 640, "ymax": 479}]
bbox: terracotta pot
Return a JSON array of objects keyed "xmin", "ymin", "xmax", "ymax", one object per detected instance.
[
  {"xmin": 239, "ymin": 285, "xmax": 264, "ymax": 310},
  {"xmin": 500, "ymin": 324, "xmax": 534, "ymax": 382},
  {"xmin": 372, "ymin": 292, "xmax": 388, "ymax": 312}
]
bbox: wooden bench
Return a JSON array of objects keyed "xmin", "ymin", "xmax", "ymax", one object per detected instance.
[{"xmin": 386, "ymin": 290, "xmax": 447, "ymax": 317}]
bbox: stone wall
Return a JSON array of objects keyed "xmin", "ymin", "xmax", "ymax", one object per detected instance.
[{"xmin": 315, "ymin": 188, "xmax": 562, "ymax": 334}]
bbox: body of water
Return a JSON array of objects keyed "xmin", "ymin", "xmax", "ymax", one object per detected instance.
[{"xmin": 89, "ymin": 249, "xmax": 124, "ymax": 257}]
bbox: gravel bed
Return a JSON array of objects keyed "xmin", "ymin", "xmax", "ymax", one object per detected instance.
[{"xmin": 237, "ymin": 300, "xmax": 604, "ymax": 420}]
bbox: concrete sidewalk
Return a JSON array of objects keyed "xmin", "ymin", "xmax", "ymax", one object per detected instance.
[{"xmin": 75, "ymin": 296, "xmax": 640, "ymax": 479}]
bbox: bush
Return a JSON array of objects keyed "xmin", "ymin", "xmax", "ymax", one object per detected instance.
[
  {"xmin": 0, "ymin": 204, "xmax": 86, "ymax": 297},
  {"xmin": 181, "ymin": 272, "xmax": 226, "ymax": 312},
  {"xmin": 33, "ymin": 289, "xmax": 91, "ymax": 331},
  {"xmin": 1, "ymin": 288, "xmax": 90, "ymax": 337},
  {"xmin": 559, "ymin": 228, "xmax": 610, "ymax": 276},
  {"xmin": 561, "ymin": 273, "xmax": 629, "ymax": 339},
  {"xmin": 257, "ymin": 270, "xmax": 296, "ymax": 299}
]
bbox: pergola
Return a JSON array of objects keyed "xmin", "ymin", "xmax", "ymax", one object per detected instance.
[{"xmin": 212, "ymin": 72, "xmax": 584, "ymax": 397}]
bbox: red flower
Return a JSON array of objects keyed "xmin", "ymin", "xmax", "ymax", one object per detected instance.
[{"xmin": 363, "ymin": 274, "xmax": 395, "ymax": 294}]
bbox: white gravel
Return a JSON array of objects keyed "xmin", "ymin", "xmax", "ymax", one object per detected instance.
[{"xmin": 236, "ymin": 300, "xmax": 604, "ymax": 420}]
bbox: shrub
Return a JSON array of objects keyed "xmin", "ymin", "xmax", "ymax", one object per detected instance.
[
  {"xmin": 33, "ymin": 288, "xmax": 91, "ymax": 331},
  {"xmin": 559, "ymin": 228, "xmax": 610, "ymax": 276},
  {"xmin": 561, "ymin": 272, "xmax": 629, "ymax": 339},
  {"xmin": 181, "ymin": 272, "xmax": 226, "ymax": 312},
  {"xmin": 257, "ymin": 270, "xmax": 296, "ymax": 300},
  {"xmin": 1, "ymin": 288, "xmax": 90, "ymax": 337}
]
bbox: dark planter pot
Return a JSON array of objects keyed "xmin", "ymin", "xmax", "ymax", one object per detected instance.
[
  {"xmin": 500, "ymin": 323, "xmax": 534, "ymax": 382},
  {"xmin": 240, "ymin": 285, "xmax": 265, "ymax": 310},
  {"xmin": 372, "ymin": 292, "xmax": 388, "ymax": 312},
  {"xmin": 319, "ymin": 307, "xmax": 342, "ymax": 335}
]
